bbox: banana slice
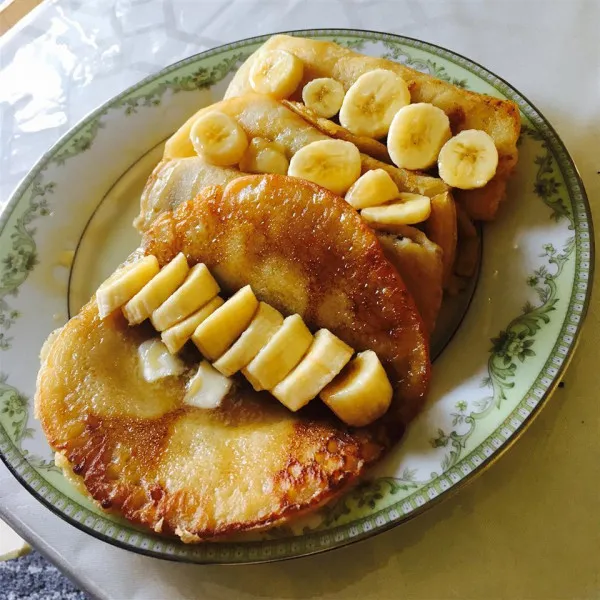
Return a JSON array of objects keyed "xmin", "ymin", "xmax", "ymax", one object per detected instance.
[
  {"xmin": 272, "ymin": 329, "xmax": 353, "ymax": 412},
  {"xmin": 213, "ymin": 302, "xmax": 284, "ymax": 377},
  {"xmin": 192, "ymin": 285, "xmax": 259, "ymax": 361},
  {"xmin": 189, "ymin": 111, "xmax": 248, "ymax": 166},
  {"xmin": 138, "ymin": 338, "xmax": 186, "ymax": 383},
  {"xmin": 161, "ymin": 296, "xmax": 224, "ymax": 354},
  {"xmin": 320, "ymin": 350, "xmax": 392, "ymax": 427},
  {"xmin": 361, "ymin": 193, "xmax": 431, "ymax": 226},
  {"xmin": 302, "ymin": 77, "xmax": 345, "ymax": 118},
  {"xmin": 243, "ymin": 314, "xmax": 313, "ymax": 392},
  {"xmin": 123, "ymin": 253, "xmax": 189, "ymax": 325},
  {"xmin": 151, "ymin": 263, "xmax": 220, "ymax": 332},
  {"xmin": 288, "ymin": 139, "xmax": 361, "ymax": 196},
  {"xmin": 249, "ymin": 49, "xmax": 304, "ymax": 99},
  {"xmin": 184, "ymin": 360, "xmax": 232, "ymax": 410},
  {"xmin": 96, "ymin": 256, "xmax": 159, "ymax": 319},
  {"xmin": 438, "ymin": 129, "xmax": 499, "ymax": 189},
  {"xmin": 345, "ymin": 168, "xmax": 399, "ymax": 209},
  {"xmin": 388, "ymin": 103, "xmax": 452, "ymax": 170},
  {"xmin": 239, "ymin": 137, "xmax": 289, "ymax": 175},
  {"xmin": 339, "ymin": 69, "xmax": 411, "ymax": 138}
]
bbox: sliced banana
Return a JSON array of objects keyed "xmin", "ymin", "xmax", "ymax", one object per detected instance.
[
  {"xmin": 239, "ymin": 137, "xmax": 289, "ymax": 175},
  {"xmin": 288, "ymin": 139, "xmax": 361, "ymax": 196},
  {"xmin": 388, "ymin": 103, "xmax": 452, "ymax": 170},
  {"xmin": 123, "ymin": 253, "xmax": 189, "ymax": 325},
  {"xmin": 161, "ymin": 296, "xmax": 224, "ymax": 354},
  {"xmin": 302, "ymin": 77, "xmax": 345, "ymax": 119},
  {"xmin": 189, "ymin": 111, "xmax": 248, "ymax": 166},
  {"xmin": 138, "ymin": 338, "xmax": 186, "ymax": 383},
  {"xmin": 184, "ymin": 360, "xmax": 232, "ymax": 410},
  {"xmin": 361, "ymin": 193, "xmax": 431, "ymax": 226},
  {"xmin": 243, "ymin": 314, "xmax": 313, "ymax": 392},
  {"xmin": 339, "ymin": 69, "xmax": 411, "ymax": 138},
  {"xmin": 320, "ymin": 350, "xmax": 392, "ymax": 427},
  {"xmin": 249, "ymin": 49, "xmax": 304, "ymax": 99},
  {"xmin": 272, "ymin": 329, "xmax": 353, "ymax": 412},
  {"xmin": 345, "ymin": 168, "xmax": 399, "ymax": 209},
  {"xmin": 192, "ymin": 285, "xmax": 259, "ymax": 361},
  {"xmin": 151, "ymin": 263, "xmax": 220, "ymax": 332},
  {"xmin": 96, "ymin": 256, "xmax": 159, "ymax": 319},
  {"xmin": 213, "ymin": 302, "xmax": 284, "ymax": 377},
  {"xmin": 438, "ymin": 129, "xmax": 499, "ymax": 189}
]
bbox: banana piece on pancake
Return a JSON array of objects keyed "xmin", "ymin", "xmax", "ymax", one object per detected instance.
[
  {"xmin": 225, "ymin": 35, "xmax": 521, "ymax": 221},
  {"xmin": 161, "ymin": 94, "xmax": 449, "ymax": 200},
  {"xmin": 144, "ymin": 174, "xmax": 430, "ymax": 421},
  {"xmin": 375, "ymin": 227, "xmax": 444, "ymax": 334},
  {"xmin": 36, "ymin": 174, "xmax": 428, "ymax": 542}
]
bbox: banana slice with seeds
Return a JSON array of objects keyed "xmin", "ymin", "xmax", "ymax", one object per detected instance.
[
  {"xmin": 438, "ymin": 129, "xmax": 499, "ymax": 189},
  {"xmin": 361, "ymin": 193, "xmax": 431, "ymax": 226},
  {"xmin": 161, "ymin": 296, "xmax": 224, "ymax": 354},
  {"xmin": 339, "ymin": 69, "xmax": 411, "ymax": 138},
  {"xmin": 239, "ymin": 137, "xmax": 289, "ymax": 175},
  {"xmin": 249, "ymin": 49, "xmax": 304, "ymax": 99},
  {"xmin": 302, "ymin": 77, "xmax": 345, "ymax": 118},
  {"xmin": 345, "ymin": 168, "xmax": 399, "ymax": 209},
  {"xmin": 213, "ymin": 302, "xmax": 284, "ymax": 377},
  {"xmin": 388, "ymin": 103, "xmax": 452, "ymax": 170},
  {"xmin": 192, "ymin": 285, "xmax": 259, "ymax": 361},
  {"xmin": 288, "ymin": 139, "xmax": 361, "ymax": 196},
  {"xmin": 151, "ymin": 263, "xmax": 220, "ymax": 332},
  {"xmin": 96, "ymin": 256, "xmax": 159, "ymax": 319},
  {"xmin": 320, "ymin": 350, "xmax": 392, "ymax": 427},
  {"xmin": 272, "ymin": 329, "xmax": 353, "ymax": 412},
  {"xmin": 243, "ymin": 314, "xmax": 313, "ymax": 392},
  {"xmin": 123, "ymin": 253, "xmax": 189, "ymax": 325},
  {"xmin": 190, "ymin": 111, "xmax": 248, "ymax": 166}
]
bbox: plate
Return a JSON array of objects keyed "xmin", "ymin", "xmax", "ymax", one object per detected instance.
[{"xmin": 0, "ymin": 29, "xmax": 593, "ymax": 564}]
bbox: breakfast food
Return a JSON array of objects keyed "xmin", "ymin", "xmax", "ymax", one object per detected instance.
[
  {"xmin": 36, "ymin": 34, "xmax": 521, "ymax": 541},
  {"xmin": 226, "ymin": 34, "xmax": 521, "ymax": 220}
]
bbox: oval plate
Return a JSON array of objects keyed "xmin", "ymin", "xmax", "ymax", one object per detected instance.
[{"xmin": 0, "ymin": 29, "xmax": 593, "ymax": 564}]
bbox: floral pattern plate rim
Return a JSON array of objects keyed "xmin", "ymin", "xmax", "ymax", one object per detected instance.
[{"xmin": 0, "ymin": 29, "xmax": 593, "ymax": 564}]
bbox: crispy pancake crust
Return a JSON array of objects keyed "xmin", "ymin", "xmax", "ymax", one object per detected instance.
[
  {"xmin": 37, "ymin": 174, "xmax": 429, "ymax": 541},
  {"xmin": 37, "ymin": 298, "xmax": 384, "ymax": 542},
  {"xmin": 144, "ymin": 174, "xmax": 430, "ymax": 421},
  {"xmin": 225, "ymin": 35, "xmax": 521, "ymax": 220}
]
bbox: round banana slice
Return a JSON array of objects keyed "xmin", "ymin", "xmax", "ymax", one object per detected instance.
[
  {"xmin": 249, "ymin": 49, "xmax": 304, "ymax": 99},
  {"xmin": 288, "ymin": 139, "xmax": 361, "ymax": 196},
  {"xmin": 388, "ymin": 103, "xmax": 452, "ymax": 170},
  {"xmin": 360, "ymin": 193, "xmax": 431, "ymax": 226},
  {"xmin": 301, "ymin": 77, "xmax": 345, "ymax": 118},
  {"xmin": 189, "ymin": 111, "xmax": 248, "ymax": 166},
  {"xmin": 339, "ymin": 69, "xmax": 411, "ymax": 138},
  {"xmin": 239, "ymin": 137, "xmax": 289, "ymax": 175},
  {"xmin": 345, "ymin": 168, "xmax": 399, "ymax": 209},
  {"xmin": 320, "ymin": 350, "xmax": 393, "ymax": 427},
  {"xmin": 438, "ymin": 129, "xmax": 499, "ymax": 189}
]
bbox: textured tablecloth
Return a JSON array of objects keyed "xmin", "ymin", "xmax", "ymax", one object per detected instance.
[{"xmin": 1, "ymin": 1, "xmax": 599, "ymax": 598}]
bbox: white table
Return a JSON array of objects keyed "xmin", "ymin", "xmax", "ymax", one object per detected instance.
[{"xmin": 1, "ymin": 1, "xmax": 599, "ymax": 598}]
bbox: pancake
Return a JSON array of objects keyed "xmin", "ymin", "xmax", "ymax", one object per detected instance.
[
  {"xmin": 36, "ymin": 174, "xmax": 429, "ymax": 541},
  {"xmin": 161, "ymin": 94, "xmax": 449, "ymax": 200},
  {"xmin": 225, "ymin": 35, "xmax": 521, "ymax": 221}
]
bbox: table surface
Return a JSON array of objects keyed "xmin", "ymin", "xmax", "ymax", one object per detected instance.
[{"xmin": 1, "ymin": 1, "xmax": 599, "ymax": 598}]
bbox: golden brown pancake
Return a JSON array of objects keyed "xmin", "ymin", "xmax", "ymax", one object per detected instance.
[
  {"xmin": 161, "ymin": 94, "xmax": 449, "ymax": 200},
  {"xmin": 37, "ymin": 174, "xmax": 429, "ymax": 541},
  {"xmin": 225, "ymin": 35, "xmax": 521, "ymax": 221}
]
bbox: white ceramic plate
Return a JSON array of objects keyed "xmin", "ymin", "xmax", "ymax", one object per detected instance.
[{"xmin": 0, "ymin": 30, "xmax": 593, "ymax": 564}]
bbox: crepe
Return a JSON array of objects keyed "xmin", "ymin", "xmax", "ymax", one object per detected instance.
[
  {"xmin": 225, "ymin": 35, "xmax": 521, "ymax": 221},
  {"xmin": 36, "ymin": 174, "xmax": 429, "ymax": 541}
]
